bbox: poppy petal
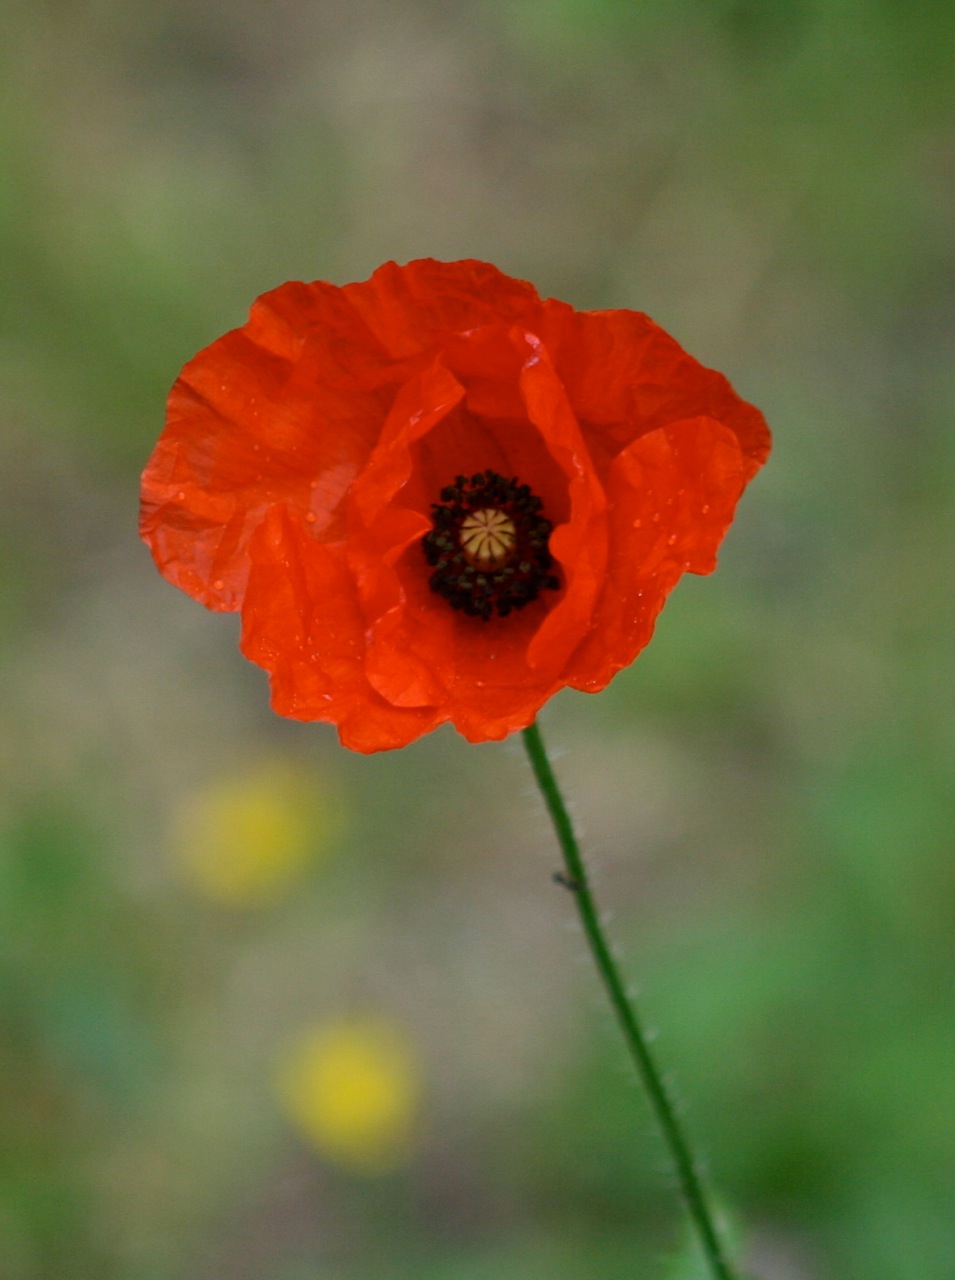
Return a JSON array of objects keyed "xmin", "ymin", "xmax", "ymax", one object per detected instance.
[
  {"xmin": 564, "ymin": 415, "xmax": 747, "ymax": 691},
  {"xmin": 342, "ymin": 259, "xmax": 543, "ymax": 359},
  {"xmin": 141, "ymin": 280, "xmax": 398, "ymax": 611},
  {"xmin": 240, "ymin": 506, "xmax": 442, "ymax": 751},
  {"xmin": 538, "ymin": 300, "xmax": 771, "ymax": 476}
]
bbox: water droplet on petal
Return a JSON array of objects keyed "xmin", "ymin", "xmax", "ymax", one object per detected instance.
[
  {"xmin": 634, "ymin": 518, "xmax": 642, "ymax": 528},
  {"xmin": 667, "ymin": 534, "xmax": 677, "ymax": 546},
  {"xmin": 305, "ymin": 512, "xmax": 317, "ymax": 524},
  {"xmin": 177, "ymin": 491, "xmax": 186, "ymax": 501},
  {"xmin": 213, "ymin": 579, "xmax": 225, "ymax": 591},
  {"xmin": 702, "ymin": 504, "xmax": 711, "ymax": 514}
]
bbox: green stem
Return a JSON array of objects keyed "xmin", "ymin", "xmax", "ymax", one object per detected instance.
[{"xmin": 521, "ymin": 720, "xmax": 736, "ymax": 1280}]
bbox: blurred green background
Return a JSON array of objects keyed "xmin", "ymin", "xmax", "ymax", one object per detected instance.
[{"xmin": 2, "ymin": 1, "xmax": 954, "ymax": 1277}]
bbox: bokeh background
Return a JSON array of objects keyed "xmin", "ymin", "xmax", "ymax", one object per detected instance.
[{"xmin": 2, "ymin": 1, "xmax": 954, "ymax": 1277}]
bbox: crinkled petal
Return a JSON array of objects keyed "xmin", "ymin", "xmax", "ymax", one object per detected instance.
[
  {"xmin": 240, "ymin": 506, "xmax": 442, "ymax": 751},
  {"xmin": 564, "ymin": 416, "xmax": 746, "ymax": 691},
  {"xmin": 350, "ymin": 327, "xmax": 607, "ymax": 736},
  {"xmin": 140, "ymin": 280, "xmax": 398, "ymax": 611},
  {"xmin": 348, "ymin": 359, "xmax": 468, "ymax": 709},
  {"xmin": 342, "ymin": 259, "xmax": 544, "ymax": 359},
  {"xmin": 517, "ymin": 331, "xmax": 607, "ymax": 678},
  {"xmin": 538, "ymin": 300, "xmax": 771, "ymax": 476}
]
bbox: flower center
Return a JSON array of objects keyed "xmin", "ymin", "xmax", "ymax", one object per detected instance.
[
  {"xmin": 459, "ymin": 508, "xmax": 517, "ymax": 567},
  {"xmin": 422, "ymin": 470, "xmax": 560, "ymax": 620}
]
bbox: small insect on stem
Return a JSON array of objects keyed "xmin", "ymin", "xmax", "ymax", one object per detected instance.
[{"xmin": 552, "ymin": 871, "xmax": 583, "ymax": 892}]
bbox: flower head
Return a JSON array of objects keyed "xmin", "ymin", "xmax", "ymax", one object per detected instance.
[{"xmin": 141, "ymin": 259, "xmax": 770, "ymax": 752}]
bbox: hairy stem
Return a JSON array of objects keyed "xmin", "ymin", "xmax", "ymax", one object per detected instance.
[{"xmin": 521, "ymin": 720, "xmax": 737, "ymax": 1280}]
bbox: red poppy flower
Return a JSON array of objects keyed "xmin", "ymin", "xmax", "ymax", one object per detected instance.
[{"xmin": 141, "ymin": 259, "xmax": 770, "ymax": 752}]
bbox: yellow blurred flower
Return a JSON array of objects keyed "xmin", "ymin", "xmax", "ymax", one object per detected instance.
[
  {"xmin": 174, "ymin": 760, "xmax": 339, "ymax": 906},
  {"xmin": 275, "ymin": 1018, "xmax": 420, "ymax": 1174}
]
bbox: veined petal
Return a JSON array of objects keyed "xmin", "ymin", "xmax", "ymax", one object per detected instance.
[
  {"xmin": 537, "ymin": 300, "xmax": 771, "ymax": 477},
  {"xmin": 342, "ymin": 259, "xmax": 543, "ymax": 359},
  {"xmin": 564, "ymin": 416, "xmax": 747, "ymax": 692},
  {"xmin": 240, "ymin": 506, "xmax": 442, "ymax": 751},
  {"xmin": 141, "ymin": 280, "xmax": 401, "ymax": 611},
  {"xmin": 515, "ymin": 331, "xmax": 608, "ymax": 678}
]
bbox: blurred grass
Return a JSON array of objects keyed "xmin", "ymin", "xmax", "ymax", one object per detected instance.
[{"xmin": 1, "ymin": 0, "xmax": 954, "ymax": 1277}]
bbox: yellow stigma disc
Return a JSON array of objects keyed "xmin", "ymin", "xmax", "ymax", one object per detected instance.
[{"xmin": 459, "ymin": 508, "xmax": 517, "ymax": 567}]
